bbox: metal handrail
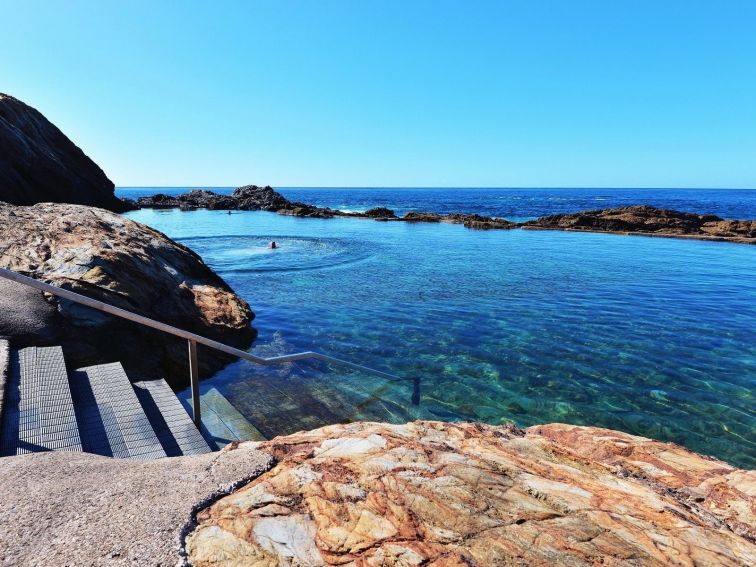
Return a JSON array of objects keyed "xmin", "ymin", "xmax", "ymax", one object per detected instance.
[{"xmin": 0, "ymin": 267, "xmax": 419, "ymax": 428}]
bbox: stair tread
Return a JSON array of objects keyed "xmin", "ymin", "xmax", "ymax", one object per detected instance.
[
  {"xmin": 132, "ymin": 379, "xmax": 211, "ymax": 456},
  {"xmin": 70, "ymin": 363, "xmax": 167, "ymax": 460},
  {"xmin": 0, "ymin": 347, "xmax": 82, "ymax": 456}
]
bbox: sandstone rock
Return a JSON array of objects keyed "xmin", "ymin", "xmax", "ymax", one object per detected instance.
[
  {"xmin": 0, "ymin": 202, "xmax": 255, "ymax": 388},
  {"xmin": 0, "ymin": 93, "xmax": 126, "ymax": 212},
  {"xmin": 524, "ymin": 205, "xmax": 756, "ymax": 244},
  {"xmin": 186, "ymin": 421, "xmax": 756, "ymax": 566}
]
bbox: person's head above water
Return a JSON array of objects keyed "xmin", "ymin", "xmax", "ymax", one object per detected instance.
[{"xmin": 268, "ymin": 240, "xmax": 277, "ymax": 249}]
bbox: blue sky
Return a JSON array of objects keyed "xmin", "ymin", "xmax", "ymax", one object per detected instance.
[{"xmin": 2, "ymin": 1, "xmax": 755, "ymax": 187}]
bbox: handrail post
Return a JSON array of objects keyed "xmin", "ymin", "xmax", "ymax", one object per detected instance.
[{"xmin": 188, "ymin": 339, "xmax": 201, "ymax": 428}]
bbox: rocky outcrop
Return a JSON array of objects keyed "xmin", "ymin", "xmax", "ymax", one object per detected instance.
[
  {"xmin": 133, "ymin": 187, "xmax": 518, "ymax": 228},
  {"xmin": 444, "ymin": 212, "xmax": 518, "ymax": 230},
  {"xmin": 364, "ymin": 207, "xmax": 396, "ymax": 218},
  {"xmin": 0, "ymin": 93, "xmax": 126, "ymax": 212},
  {"xmin": 231, "ymin": 185, "xmax": 293, "ymax": 211},
  {"xmin": 0, "ymin": 202, "xmax": 255, "ymax": 388},
  {"xmin": 525, "ymin": 205, "xmax": 756, "ymax": 244},
  {"xmin": 186, "ymin": 421, "xmax": 755, "ymax": 566},
  {"xmin": 133, "ymin": 190, "xmax": 756, "ymax": 243},
  {"xmin": 403, "ymin": 211, "xmax": 443, "ymax": 222},
  {"xmin": 135, "ymin": 185, "xmax": 340, "ymax": 218}
]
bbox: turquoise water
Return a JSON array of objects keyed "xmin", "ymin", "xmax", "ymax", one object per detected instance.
[{"xmin": 124, "ymin": 199, "xmax": 756, "ymax": 469}]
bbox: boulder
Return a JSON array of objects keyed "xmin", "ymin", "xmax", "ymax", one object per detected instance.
[
  {"xmin": 186, "ymin": 420, "xmax": 756, "ymax": 566},
  {"xmin": 0, "ymin": 202, "xmax": 255, "ymax": 388},
  {"xmin": 0, "ymin": 93, "xmax": 126, "ymax": 212}
]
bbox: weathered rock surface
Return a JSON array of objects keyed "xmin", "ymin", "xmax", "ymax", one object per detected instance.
[
  {"xmin": 0, "ymin": 93, "xmax": 126, "ymax": 212},
  {"xmin": 0, "ymin": 202, "xmax": 255, "ymax": 388},
  {"xmin": 187, "ymin": 421, "xmax": 755, "ymax": 566},
  {"xmin": 525, "ymin": 205, "xmax": 756, "ymax": 244}
]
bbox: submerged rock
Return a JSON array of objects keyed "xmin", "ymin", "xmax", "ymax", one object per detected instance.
[
  {"xmin": 525, "ymin": 205, "xmax": 756, "ymax": 244},
  {"xmin": 0, "ymin": 93, "xmax": 126, "ymax": 212},
  {"xmin": 186, "ymin": 420, "xmax": 755, "ymax": 566},
  {"xmin": 0, "ymin": 202, "xmax": 255, "ymax": 388}
]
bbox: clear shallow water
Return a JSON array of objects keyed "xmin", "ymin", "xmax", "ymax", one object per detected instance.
[
  {"xmin": 119, "ymin": 186, "xmax": 756, "ymax": 220},
  {"xmin": 122, "ymin": 192, "xmax": 756, "ymax": 469}
]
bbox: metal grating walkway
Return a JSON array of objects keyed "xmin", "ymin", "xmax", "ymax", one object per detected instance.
[
  {"xmin": 0, "ymin": 347, "xmax": 82, "ymax": 456},
  {"xmin": 0, "ymin": 345, "xmax": 215, "ymax": 460},
  {"xmin": 132, "ymin": 379, "xmax": 211, "ymax": 456},
  {"xmin": 69, "ymin": 363, "xmax": 166, "ymax": 460}
]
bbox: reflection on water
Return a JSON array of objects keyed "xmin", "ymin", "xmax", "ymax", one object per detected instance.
[{"xmin": 125, "ymin": 208, "xmax": 756, "ymax": 469}]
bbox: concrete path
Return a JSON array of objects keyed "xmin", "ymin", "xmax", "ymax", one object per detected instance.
[{"xmin": 0, "ymin": 443, "xmax": 272, "ymax": 566}]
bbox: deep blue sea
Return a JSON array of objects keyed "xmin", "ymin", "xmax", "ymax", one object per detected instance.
[{"xmin": 119, "ymin": 188, "xmax": 756, "ymax": 468}]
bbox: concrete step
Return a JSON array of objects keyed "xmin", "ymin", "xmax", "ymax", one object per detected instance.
[
  {"xmin": 0, "ymin": 346, "xmax": 82, "ymax": 456},
  {"xmin": 0, "ymin": 339, "xmax": 9, "ymax": 423},
  {"xmin": 181, "ymin": 387, "xmax": 266, "ymax": 449},
  {"xmin": 69, "ymin": 362, "xmax": 166, "ymax": 460},
  {"xmin": 132, "ymin": 379, "xmax": 211, "ymax": 457}
]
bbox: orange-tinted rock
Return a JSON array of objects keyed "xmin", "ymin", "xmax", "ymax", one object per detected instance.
[{"xmin": 186, "ymin": 421, "xmax": 755, "ymax": 566}]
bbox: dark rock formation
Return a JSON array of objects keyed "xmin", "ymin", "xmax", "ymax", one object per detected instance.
[
  {"xmin": 0, "ymin": 202, "xmax": 256, "ymax": 389},
  {"xmin": 136, "ymin": 186, "xmax": 343, "ymax": 219},
  {"xmin": 524, "ymin": 205, "xmax": 756, "ymax": 244},
  {"xmin": 364, "ymin": 207, "xmax": 396, "ymax": 218},
  {"xmin": 132, "ymin": 189, "xmax": 755, "ymax": 244},
  {"xmin": 444, "ymin": 213, "xmax": 518, "ymax": 230},
  {"xmin": 403, "ymin": 211, "xmax": 442, "ymax": 222},
  {"xmin": 0, "ymin": 93, "xmax": 126, "ymax": 212},
  {"xmin": 231, "ymin": 185, "xmax": 292, "ymax": 211}
]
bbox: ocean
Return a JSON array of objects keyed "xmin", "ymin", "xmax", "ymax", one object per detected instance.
[{"xmin": 119, "ymin": 187, "xmax": 756, "ymax": 468}]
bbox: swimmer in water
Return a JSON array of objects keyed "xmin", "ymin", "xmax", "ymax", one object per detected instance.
[{"xmin": 268, "ymin": 241, "xmax": 277, "ymax": 249}]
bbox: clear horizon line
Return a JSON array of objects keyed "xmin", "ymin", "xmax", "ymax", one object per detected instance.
[{"xmin": 115, "ymin": 185, "xmax": 756, "ymax": 191}]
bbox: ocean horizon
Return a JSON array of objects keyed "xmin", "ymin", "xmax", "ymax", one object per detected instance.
[{"xmin": 118, "ymin": 186, "xmax": 756, "ymax": 221}]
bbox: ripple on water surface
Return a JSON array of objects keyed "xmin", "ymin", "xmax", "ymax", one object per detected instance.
[{"xmin": 180, "ymin": 235, "xmax": 374, "ymax": 273}]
